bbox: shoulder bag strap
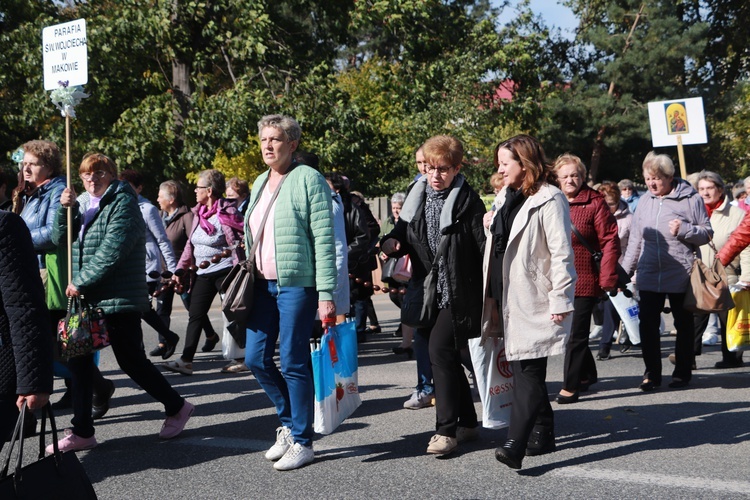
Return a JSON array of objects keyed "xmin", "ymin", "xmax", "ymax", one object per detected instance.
[
  {"xmin": 248, "ymin": 170, "xmax": 290, "ymax": 262},
  {"xmin": 571, "ymin": 222, "xmax": 599, "ymax": 258}
]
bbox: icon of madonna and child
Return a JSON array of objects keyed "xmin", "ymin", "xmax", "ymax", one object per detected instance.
[{"xmin": 665, "ymin": 102, "xmax": 689, "ymax": 134}]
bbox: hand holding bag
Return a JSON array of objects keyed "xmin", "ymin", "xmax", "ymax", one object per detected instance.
[
  {"xmin": 0, "ymin": 402, "xmax": 97, "ymax": 499},
  {"xmin": 221, "ymin": 172, "xmax": 289, "ymax": 347},
  {"xmin": 312, "ymin": 321, "xmax": 362, "ymax": 434},
  {"xmin": 684, "ymin": 242, "xmax": 735, "ymax": 313},
  {"xmin": 57, "ymin": 296, "xmax": 110, "ymax": 361}
]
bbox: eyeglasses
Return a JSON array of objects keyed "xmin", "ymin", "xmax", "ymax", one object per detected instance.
[
  {"xmin": 195, "ymin": 185, "xmax": 209, "ymax": 190},
  {"xmin": 425, "ymin": 165, "xmax": 454, "ymax": 175},
  {"xmin": 80, "ymin": 170, "xmax": 108, "ymax": 181}
]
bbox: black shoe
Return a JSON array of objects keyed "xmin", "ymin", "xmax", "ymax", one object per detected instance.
[
  {"xmin": 162, "ymin": 334, "xmax": 180, "ymax": 360},
  {"xmin": 393, "ymin": 324, "xmax": 402, "ymax": 338},
  {"xmin": 495, "ymin": 439, "xmax": 524, "ymax": 469},
  {"xmin": 92, "ymin": 379, "xmax": 115, "ymax": 420},
  {"xmin": 526, "ymin": 429, "xmax": 556, "ymax": 457},
  {"xmin": 556, "ymin": 391, "xmax": 579, "ymax": 404},
  {"xmin": 201, "ymin": 334, "xmax": 220, "ymax": 352},
  {"xmin": 715, "ymin": 359, "xmax": 743, "ymax": 369},
  {"xmin": 150, "ymin": 344, "xmax": 167, "ymax": 357},
  {"xmin": 51, "ymin": 390, "xmax": 72, "ymax": 411},
  {"xmin": 668, "ymin": 378, "xmax": 689, "ymax": 389},
  {"xmin": 368, "ymin": 326, "xmax": 382, "ymax": 334},
  {"xmin": 620, "ymin": 343, "xmax": 632, "ymax": 353},
  {"xmin": 596, "ymin": 349, "xmax": 611, "ymax": 360},
  {"xmin": 639, "ymin": 380, "xmax": 660, "ymax": 392}
]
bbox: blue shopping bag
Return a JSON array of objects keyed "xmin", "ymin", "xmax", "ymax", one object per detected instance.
[{"xmin": 311, "ymin": 321, "xmax": 361, "ymax": 434}]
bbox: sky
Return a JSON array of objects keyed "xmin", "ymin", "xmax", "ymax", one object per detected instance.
[{"xmin": 495, "ymin": 0, "xmax": 578, "ymax": 38}]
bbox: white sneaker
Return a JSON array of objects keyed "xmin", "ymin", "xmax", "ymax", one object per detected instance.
[
  {"xmin": 273, "ymin": 442, "xmax": 314, "ymax": 471},
  {"xmin": 702, "ymin": 332, "xmax": 720, "ymax": 346},
  {"xmin": 265, "ymin": 426, "xmax": 292, "ymax": 461},
  {"xmin": 588, "ymin": 325, "xmax": 603, "ymax": 340},
  {"xmin": 403, "ymin": 390, "xmax": 434, "ymax": 409}
]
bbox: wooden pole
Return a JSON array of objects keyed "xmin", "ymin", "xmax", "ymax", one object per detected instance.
[
  {"xmin": 676, "ymin": 135, "xmax": 687, "ymax": 180},
  {"xmin": 66, "ymin": 114, "xmax": 73, "ymax": 284}
]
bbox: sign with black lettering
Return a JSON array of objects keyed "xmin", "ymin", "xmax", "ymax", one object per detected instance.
[{"xmin": 42, "ymin": 19, "xmax": 88, "ymax": 90}]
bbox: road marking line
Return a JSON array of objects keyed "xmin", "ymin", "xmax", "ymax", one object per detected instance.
[{"xmin": 551, "ymin": 466, "xmax": 750, "ymax": 494}]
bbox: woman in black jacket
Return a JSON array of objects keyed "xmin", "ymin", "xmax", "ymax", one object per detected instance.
[
  {"xmin": 381, "ymin": 135, "xmax": 486, "ymax": 456},
  {"xmin": 0, "ymin": 211, "xmax": 53, "ymax": 442}
]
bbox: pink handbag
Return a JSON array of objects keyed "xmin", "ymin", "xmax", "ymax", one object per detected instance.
[{"xmin": 392, "ymin": 255, "xmax": 412, "ymax": 283}]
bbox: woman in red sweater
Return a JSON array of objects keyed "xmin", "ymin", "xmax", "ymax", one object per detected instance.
[{"xmin": 553, "ymin": 154, "xmax": 620, "ymax": 404}]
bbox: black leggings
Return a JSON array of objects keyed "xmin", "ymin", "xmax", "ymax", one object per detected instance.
[{"xmin": 181, "ymin": 268, "xmax": 230, "ymax": 362}]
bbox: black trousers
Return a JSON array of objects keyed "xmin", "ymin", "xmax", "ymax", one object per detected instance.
[
  {"xmin": 639, "ymin": 291, "xmax": 694, "ymax": 384},
  {"xmin": 562, "ymin": 296, "xmax": 598, "ymax": 392},
  {"xmin": 428, "ymin": 307, "xmax": 477, "ymax": 438},
  {"xmin": 69, "ymin": 312, "xmax": 184, "ymax": 438},
  {"xmin": 692, "ymin": 311, "xmax": 742, "ymax": 363},
  {"xmin": 507, "ymin": 357, "xmax": 553, "ymax": 449},
  {"xmin": 181, "ymin": 268, "xmax": 230, "ymax": 362},
  {"xmin": 144, "ymin": 282, "xmax": 179, "ymax": 345},
  {"xmin": 156, "ymin": 287, "xmax": 217, "ymax": 340}
]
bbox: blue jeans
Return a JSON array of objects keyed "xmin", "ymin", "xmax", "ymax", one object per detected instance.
[
  {"xmin": 245, "ymin": 280, "xmax": 317, "ymax": 447},
  {"xmin": 414, "ymin": 328, "xmax": 433, "ymax": 394}
]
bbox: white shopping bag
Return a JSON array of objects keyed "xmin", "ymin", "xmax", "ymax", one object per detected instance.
[
  {"xmin": 221, "ymin": 311, "xmax": 245, "ymax": 360},
  {"xmin": 468, "ymin": 337, "xmax": 513, "ymax": 429},
  {"xmin": 609, "ymin": 283, "xmax": 641, "ymax": 345},
  {"xmin": 312, "ymin": 321, "xmax": 361, "ymax": 434}
]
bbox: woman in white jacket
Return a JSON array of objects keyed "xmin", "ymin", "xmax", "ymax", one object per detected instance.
[{"xmin": 481, "ymin": 135, "xmax": 577, "ymax": 470}]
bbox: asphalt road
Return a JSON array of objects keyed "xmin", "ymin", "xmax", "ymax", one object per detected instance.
[{"xmin": 37, "ymin": 294, "xmax": 750, "ymax": 499}]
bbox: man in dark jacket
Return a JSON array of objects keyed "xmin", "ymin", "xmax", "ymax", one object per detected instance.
[
  {"xmin": 0, "ymin": 211, "xmax": 53, "ymax": 443},
  {"xmin": 324, "ymin": 172, "xmax": 380, "ymax": 342}
]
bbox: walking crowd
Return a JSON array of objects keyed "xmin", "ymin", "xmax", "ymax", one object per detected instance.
[{"xmin": 2, "ymin": 114, "xmax": 750, "ymax": 476}]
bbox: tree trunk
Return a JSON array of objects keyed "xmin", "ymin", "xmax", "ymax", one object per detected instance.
[{"xmin": 171, "ymin": 0, "xmax": 191, "ymax": 158}]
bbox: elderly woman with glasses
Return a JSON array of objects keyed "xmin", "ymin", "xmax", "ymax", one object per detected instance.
[
  {"xmin": 50, "ymin": 153, "xmax": 194, "ymax": 453},
  {"xmin": 552, "ymin": 154, "xmax": 620, "ymax": 404},
  {"xmin": 381, "ymin": 135, "xmax": 486, "ymax": 457},
  {"xmin": 165, "ymin": 169, "xmax": 245, "ymax": 375}
]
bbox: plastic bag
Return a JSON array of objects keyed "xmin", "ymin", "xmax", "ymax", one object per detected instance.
[
  {"xmin": 312, "ymin": 321, "xmax": 361, "ymax": 434},
  {"xmin": 468, "ymin": 337, "xmax": 513, "ymax": 429},
  {"xmin": 726, "ymin": 289, "xmax": 750, "ymax": 352}
]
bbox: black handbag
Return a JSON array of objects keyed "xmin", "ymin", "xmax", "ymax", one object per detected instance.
[
  {"xmin": 0, "ymin": 402, "xmax": 97, "ymax": 499},
  {"xmin": 220, "ymin": 171, "xmax": 289, "ymax": 347},
  {"xmin": 381, "ymin": 256, "xmax": 398, "ymax": 282},
  {"xmin": 400, "ymin": 237, "xmax": 448, "ymax": 329}
]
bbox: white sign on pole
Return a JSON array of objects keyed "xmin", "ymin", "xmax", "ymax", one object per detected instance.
[
  {"xmin": 42, "ymin": 19, "xmax": 88, "ymax": 91},
  {"xmin": 647, "ymin": 97, "xmax": 707, "ymax": 148}
]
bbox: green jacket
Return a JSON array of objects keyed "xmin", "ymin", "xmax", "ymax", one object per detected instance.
[
  {"xmin": 245, "ymin": 164, "xmax": 336, "ymax": 301},
  {"xmin": 52, "ymin": 180, "xmax": 148, "ymax": 314}
]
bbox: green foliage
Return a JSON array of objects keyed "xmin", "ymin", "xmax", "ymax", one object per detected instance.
[{"xmin": 3, "ymin": 0, "xmax": 750, "ymax": 196}]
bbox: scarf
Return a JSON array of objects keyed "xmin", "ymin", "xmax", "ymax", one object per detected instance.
[
  {"xmin": 197, "ymin": 199, "xmax": 244, "ymax": 236},
  {"xmin": 705, "ymin": 199, "xmax": 722, "ymax": 219},
  {"xmin": 425, "ymin": 183, "xmax": 451, "ymax": 308}
]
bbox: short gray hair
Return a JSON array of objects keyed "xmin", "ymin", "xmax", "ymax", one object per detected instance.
[
  {"xmin": 642, "ymin": 151, "xmax": 675, "ymax": 177},
  {"xmin": 391, "ymin": 192, "xmax": 406, "ymax": 205},
  {"xmin": 199, "ymin": 169, "xmax": 226, "ymax": 197},
  {"xmin": 257, "ymin": 114, "xmax": 301, "ymax": 143},
  {"xmin": 696, "ymin": 170, "xmax": 725, "ymax": 193},
  {"xmin": 618, "ymin": 179, "xmax": 636, "ymax": 192}
]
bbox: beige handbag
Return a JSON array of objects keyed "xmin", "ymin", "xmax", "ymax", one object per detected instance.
[{"xmin": 684, "ymin": 241, "xmax": 735, "ymax": 313}]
